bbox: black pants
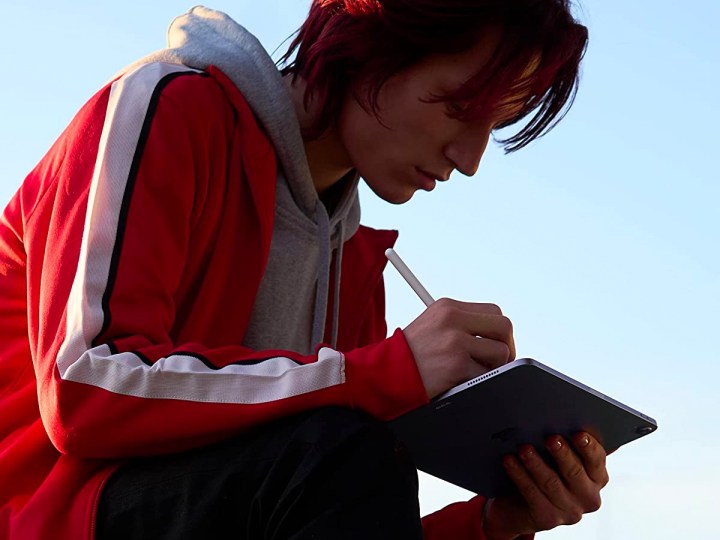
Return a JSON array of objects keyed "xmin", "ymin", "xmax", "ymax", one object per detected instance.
[{"xmin": 96, "ymin": 407, "xmax": 423, "ymax": 539}]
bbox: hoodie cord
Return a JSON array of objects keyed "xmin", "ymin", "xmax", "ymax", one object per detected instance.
[
  {"xmin": 311, "ymin": 202, "xmax": 345, "ymax": 351},
  {"xmin": 311, "ymin": 203, "xmax": 331, "ymax": 350},
  {"xmin": 330, "ymin": 222, "xmax": 345, "ymax": 349}
]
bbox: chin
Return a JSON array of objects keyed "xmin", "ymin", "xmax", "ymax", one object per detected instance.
[
  {"xmin": 374, "ymin": 186, "xmax": 416, "ymax": 205},
  {"xmin": 363, "ymin": 177, "xmax": 416, "ymax": 205},
  {"xmin": 389, "ymin": 191, "xmax": 416, "ymax": 205}
]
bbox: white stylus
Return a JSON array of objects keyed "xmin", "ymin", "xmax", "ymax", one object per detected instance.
[{"xmin": 385, "ymin": 248, "xmax": 436, "ymax": 307}]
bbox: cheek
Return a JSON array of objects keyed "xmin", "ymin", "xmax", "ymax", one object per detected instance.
[
  {"xmin": 336, "ymin": 105, "xmax": 408, "ymax": 202},
  {"xmin": 335, "ymin": 91, "xmax": 457, "ymax": 203},
  {"xmin": 338, "ymin": 101, "xmax": 396, "ymax": 172}
]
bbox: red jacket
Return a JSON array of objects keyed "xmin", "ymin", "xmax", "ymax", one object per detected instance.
[{"xmin": 0, "ymin": 62, "xmax": 490, "ymax": 539}]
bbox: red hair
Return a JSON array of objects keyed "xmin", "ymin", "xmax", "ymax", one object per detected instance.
[{"xmin": 280, "ymin": 0, "xmax": 588, "ymax": 152}]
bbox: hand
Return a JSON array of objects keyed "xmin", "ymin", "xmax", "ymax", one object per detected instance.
[
  {"xmin": 403, "ymin": 298, "xmax": 515, "ymax": 399},
  {"xmin": 482, "ymin": 432, "xmax": 610, "ymax": 540}
]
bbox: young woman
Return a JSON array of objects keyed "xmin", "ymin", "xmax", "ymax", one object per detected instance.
[{"xmin": 0, "ymin": 2, "xmax": 606, "ymax": 538}]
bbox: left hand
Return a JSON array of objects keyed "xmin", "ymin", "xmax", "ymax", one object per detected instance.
[{"xmin": 482, "ymin": 432, "xmax": 610, "ymax": 539}]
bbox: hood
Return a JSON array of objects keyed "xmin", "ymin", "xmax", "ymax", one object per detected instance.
[{"xmin": 119, "ymin": 5, "xmax": 360, "ymax": 230}]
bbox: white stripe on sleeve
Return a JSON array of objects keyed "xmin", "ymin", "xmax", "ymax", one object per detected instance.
[{"xmin": 56, "ymin": 62, "xmax": 345, "ymax": 404}]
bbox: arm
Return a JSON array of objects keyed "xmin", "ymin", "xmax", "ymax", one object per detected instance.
[
  {"xmin": 26, "ymin": 63, "xmax": 429, "ymax": 459},
  {"xmin": 422, "ymin": 496, "xmax": 490, "ymax": 539},
  {"xmin": 398, "ymin": 300, "xmax": 607, "ymax": 539}
]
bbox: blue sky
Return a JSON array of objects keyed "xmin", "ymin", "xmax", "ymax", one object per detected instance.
[{"xmin": 1, "ymin": 1, "xmax": 717, "ymax": 538}]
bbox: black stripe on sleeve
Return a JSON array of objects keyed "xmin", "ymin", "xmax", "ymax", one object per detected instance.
[
  {"xmin": 91, "ymin": 70, "xmax": 209, "ymax": 349},
  {"xmin": 172, "ymin": 351, "xmax": 305, "ymax": 370}
]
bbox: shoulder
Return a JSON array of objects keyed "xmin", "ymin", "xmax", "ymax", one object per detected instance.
[
  {"xmin": 113, "ymin": 63, "xmax": 237, "ymax": 131},
  {"xmin": 119, "ymin": 62, "xmax": 223, "ymax": 100}
]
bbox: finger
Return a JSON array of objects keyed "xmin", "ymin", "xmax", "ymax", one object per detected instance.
[
  {"xmin": 461, "ymin": 334, "xmax": 513, "ymax": 371},
  {"xmin": 503, "ymin": 453, "xmax": 580, "ymax": 531},
  {"xmin": 516, "ymin": 446, "xmax": 580, "ymax": 520},
  {"xmin": 428, "ymin": 299, "xmax": 516, "ymax": 361},
  {"xmin": 502, "ymin": 455, "xmax": 553, "ymax": 522},
  {"xmin": 571, "ymin": 433, "xmax": 609, "ymax": 487},
  {"xmin": 452, "ymin": 311, "xmax": 515, "ymax": 361},
  {"xmin": 435, "ymin": 298, "xmax": 504, "ymax": 315},
  {"xmin": 545, "ymin": 436, "xmax": 603, "ymax": 512}
]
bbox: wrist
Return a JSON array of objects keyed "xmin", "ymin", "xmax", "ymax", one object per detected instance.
[{"xmin": 482, "ymin": 498, "xmax": 518, "ymax": 540}]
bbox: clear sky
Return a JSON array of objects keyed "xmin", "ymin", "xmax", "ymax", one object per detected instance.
[{"xmin": 1, "ymin": 1, "xmax": 717, "ymax": 538}]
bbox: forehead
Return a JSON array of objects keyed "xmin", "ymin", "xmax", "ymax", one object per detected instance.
[
  {"xmin": 413, "ymin": 27, "xmax": 505, "ymax": 88},
  {"xmin": 409, "ymin": 28, "xmax": 539, "ymax": 121}
]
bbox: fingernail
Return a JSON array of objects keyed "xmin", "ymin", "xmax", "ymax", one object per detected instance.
[
  {"xmin": 520, "ymin": 447, "xmax": 535, "ymax": 461},
  {"xmin": 578, "ymin": 434, "xmax": 590, "ymax": 447},
  {"xmin": 546, "ymin": 437, "xmax": 563, "ymax": 452}
]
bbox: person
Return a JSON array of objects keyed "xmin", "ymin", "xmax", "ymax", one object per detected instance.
[{"xmin": 0, "ymin": 1, "xmax": 609, "ymax": 539}]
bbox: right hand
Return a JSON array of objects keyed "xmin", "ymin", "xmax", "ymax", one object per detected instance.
[{"xmin": 403, "ymin": 298, "xmax": 515, "ymax": 399}]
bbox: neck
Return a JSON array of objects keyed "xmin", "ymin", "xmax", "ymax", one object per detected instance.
[{"xmin": 284, "ymin": 74, "xmax": 353, "ymax": 194}]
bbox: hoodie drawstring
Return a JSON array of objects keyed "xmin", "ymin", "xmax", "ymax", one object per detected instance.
[
  {"xmin": 311, "ymin": 203, "xmax": 331, "ymax": 350},
  {"xmin": 311, "ymin": 202, "xmax": 345, "ymax": 351},
  {"xmin": 330, "ymin": 222, "xmax": 345, "ymax": 349}
]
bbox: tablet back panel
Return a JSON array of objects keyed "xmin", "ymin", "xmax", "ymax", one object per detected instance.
[{"xmin": 388, "ymin": 358, "xmax": 657, "ymax": 497}]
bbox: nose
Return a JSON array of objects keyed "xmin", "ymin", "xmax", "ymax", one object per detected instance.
[{"xmin": 443, "ymin": 126, "xmax": 491, "ymax": 177}]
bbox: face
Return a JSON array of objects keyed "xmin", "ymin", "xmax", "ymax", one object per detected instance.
[{"xmin": 336, "ymin": 34, "xmax": 524, "ymax": 204}]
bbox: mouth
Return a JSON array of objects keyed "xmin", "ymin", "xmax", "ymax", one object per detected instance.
[{"xmin": 415, "ymin": 168, "xmax": 449, "ymax": 191}]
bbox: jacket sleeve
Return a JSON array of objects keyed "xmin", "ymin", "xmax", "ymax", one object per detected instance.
[
  {"xmin": 422, "ymin": 496, "xmax": 535, "ymax": 540},
  {"xmin": 25, "ymin": 62, "xmax": 429, "ymax": 459}
]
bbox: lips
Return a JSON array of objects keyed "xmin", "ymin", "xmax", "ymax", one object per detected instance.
[
  {"xmin": 415, "ymin": 167, "xmax": 453, "ymax": 192},
  {"xmin": 417, "ymin": 168, "xmax": 449, "ymax": 182},
  {"xmin": 415, "ymin": 168, "xmax": 437, "ymax": 190}
]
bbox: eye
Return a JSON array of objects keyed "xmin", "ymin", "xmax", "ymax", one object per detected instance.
[
  {"xmin": 447, "ymin": 101, "xmax": 466, "ymax": 114},
  {"xmin": 444, "ymin": 100, "xmax": 472, "ymax": 120}
]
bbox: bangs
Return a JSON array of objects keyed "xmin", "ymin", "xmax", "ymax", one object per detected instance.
[{"xmin": 427, "ymin": 20, "xmax": 589, "ymax": 153}]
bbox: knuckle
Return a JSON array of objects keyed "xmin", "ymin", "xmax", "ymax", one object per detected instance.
[
  {"xmin": 585, "ymin": 493, "xmax": 602, "ymax": 513},
  {"xmin": 600, "ymin": 470, "xmax": 610, "ymax": 488},
  {"xmin": 436, "ymin": 305, "xmax": 459, "ymax": 326},
  {"xmin": 484, "ymin": 303, "xmax": 503, "ymax": 315},
  {"xmin": 446, "ymin": 328, "xmax": 466, "ymax": 349},
  {"xmin": 567, "ymin": 463, "xmax": 585, "ymax": 480},
  {"xmin": 435, "ymin": 312, "xmax": 453, "ymax": 329},
  {"xmin": 542, "ymin": 475, "xmax": 563, "ymax": 493},
  {"xmin": 535, "ymin": 513, "xmax": 559, "ymax": 531},
  {"xmin": 499, "ymin": 315, "xmax": 514, "ymax": 335},
  {"xmin": 520, "ymin": 480, "xmax": 542, "ymax": 499},
  {"xmin": 564, "ymin": 509, "xmax": 583, "ymax": 525}
]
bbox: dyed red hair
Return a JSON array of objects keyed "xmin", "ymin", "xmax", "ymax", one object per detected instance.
[{"xmin": 280, "ymin": 0, "xmax": 588, "ymax": 152}]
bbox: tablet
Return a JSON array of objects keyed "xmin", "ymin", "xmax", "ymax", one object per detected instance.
[{"xmin": 388, "ymin": 358, "xmax": 657, "ymax": 497}]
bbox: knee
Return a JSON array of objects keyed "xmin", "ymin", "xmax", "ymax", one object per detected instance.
[
  {"xmin": 259, "ymin": 408, "xmax": 423, "ymax": 539},
  {"xmin": 295, "ymin": 407, "xmax": 418, "ymax": 489}
]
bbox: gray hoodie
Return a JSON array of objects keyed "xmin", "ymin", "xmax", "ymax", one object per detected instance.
[{"xmin": 123, "ymin": 6, "xmax": 361, "ymax": 354}]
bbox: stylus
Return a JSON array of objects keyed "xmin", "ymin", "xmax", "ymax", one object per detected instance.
[{"xmin": 385, "ymin": 248, "xmax": 435, "ymax": 307}]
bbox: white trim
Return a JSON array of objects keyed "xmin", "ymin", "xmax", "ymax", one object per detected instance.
[
  {"xmin": 56, "ymin": 62, "xmax": 345, "ymax": 404},
  {"xmin": 61, "ymin": 345, "xmax": 345, "ymax": 404}
]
